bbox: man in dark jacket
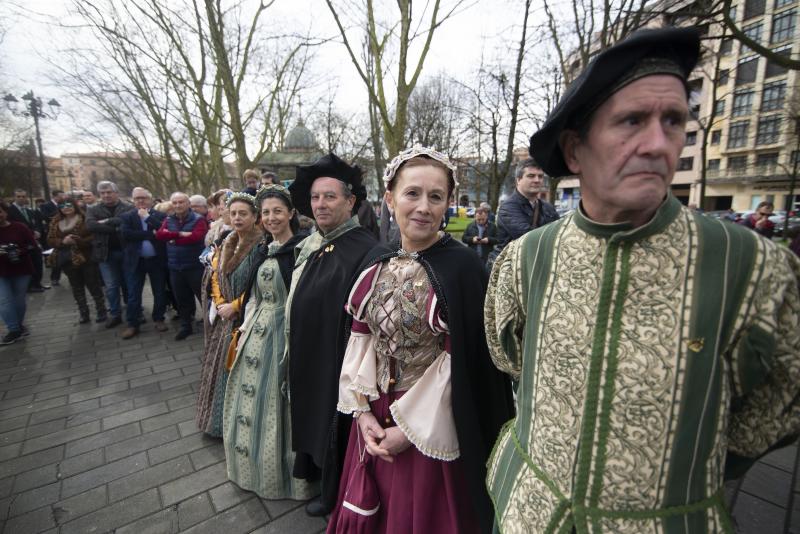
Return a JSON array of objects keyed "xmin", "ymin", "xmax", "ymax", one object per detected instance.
[
  {"xmin": 8, "ymin": 189, "xmax": 48, "ymax": 292},
  {"xmin": 156, "ymin": 192, "xmax": 208, "ymax": 340},
  {"xmin": 462, "ymin": 205, "xmax": 498, "ymax": 267},
  {"xmin": 286, "ymin": 153, "xmax": 376, "ymax": 516},
  {"xmin": 120, "ymin": 188, "xmax": 168, "ymax": 339},
  {"xmin": 487, "ymin": 158, "xmax": 559, "ymax": 267},
  {"xmin": 86, "ymin": 181, "xmax": 135, "ymax": 328}
]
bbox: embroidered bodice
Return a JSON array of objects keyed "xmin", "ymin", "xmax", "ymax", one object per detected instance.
[{"xmin": 365, "ymin": 257, "xmax": 444, "ymax": 392}]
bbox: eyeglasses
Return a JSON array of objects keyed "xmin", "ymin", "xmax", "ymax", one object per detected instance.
[
  {"xmin": 58, "ymin": 203, "xmax": 74, "ymax": 209},
  {"xmin": 757, "ymin": 211, "xmax": 772, "ymax": 216},
  {"xmin": 133, "ymin": 197, "xmax": 150, "ymax": 201}
]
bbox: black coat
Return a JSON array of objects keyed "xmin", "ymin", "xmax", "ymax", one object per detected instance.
[
  {"xmin": 288, "ymin": 226, "xmax": 377, "ymax": 504},
  {"xmin": 354, "ymin": 235, "xmax": 515, "ymax": 534},
  {"xmin": 488, "ymin": 190, "xmax": 558, "ymax": 266},
  {"xmin": 462, "ymin": 220, "xmax": 499, "ymax": 266}
]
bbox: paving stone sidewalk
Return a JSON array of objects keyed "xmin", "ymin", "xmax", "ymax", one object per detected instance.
[
  {"xmin": 0, "ymin": 283, "xmax": 796, "ymax": 533},
  {"xmin": 0, "ymin": 285, "xmax": 326, "ymax": 534}
]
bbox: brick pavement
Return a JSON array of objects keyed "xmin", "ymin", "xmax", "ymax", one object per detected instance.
[
  {"xmin": 0, "ymin": 283, "xmax": 796, "ymax": 533},
  {"xmin": 0, "ymin": 285, "xmax": 326, "ymax": 534}
]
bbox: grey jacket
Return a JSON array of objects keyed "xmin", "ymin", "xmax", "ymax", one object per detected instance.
[{"xmin": 86, "ymin": 201, "xmax": 135, "ymax": 262}]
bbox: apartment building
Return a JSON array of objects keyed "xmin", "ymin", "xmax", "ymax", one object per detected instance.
[{"xmin": 555, "ymin": 0, "xmax": 799, "ymax": 213}]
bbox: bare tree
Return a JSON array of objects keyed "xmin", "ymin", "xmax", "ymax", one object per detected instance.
[
  {"xmin": 405, "ymin": 73, "xmax": 470, "ymax": 156},
  {"xmin": 456, "ymin": 0, "xmax": 532, "ymax": 210},
  {"xmin": 51, "ymin": 0, "xmax": 312, "ymax": 194},
  {"xmin": 324, "ymin": 0, "xmax": 467, "ymax": 161},
  {"xmin": 542, "ymin": 0, "xmax": 658, "ymax": 84}
]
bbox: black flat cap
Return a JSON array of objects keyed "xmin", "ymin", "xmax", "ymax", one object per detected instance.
[
  {"xmin": 530, "ymin": 27, "xmax": 700, "ymax": 178},
  {"xmin": 289, "ymin": 153, "xmax": 367, "ymax": 218}
]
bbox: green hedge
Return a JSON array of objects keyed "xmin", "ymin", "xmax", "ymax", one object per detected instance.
[{"xmin": 445, "ymin": 216, "xmax": 471, "ymax": 241}]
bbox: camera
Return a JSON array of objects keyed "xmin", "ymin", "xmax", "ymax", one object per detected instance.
[{"xmin": 0, "ymin": 244, "xmax": 21, "ymax": 263}]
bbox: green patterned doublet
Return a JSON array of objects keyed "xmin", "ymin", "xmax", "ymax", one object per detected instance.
[{"xmin": 485, "ymin": 196, "xmax": 800, "ymax": 534}]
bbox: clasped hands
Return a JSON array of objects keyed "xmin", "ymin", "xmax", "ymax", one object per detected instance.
[
  {"xmin": 357, "ymin": 411, "xmax": 411, "ymax": 463},
  {"xmin": 216, "ymin": 302, "xmax": 238, "ymax": 320}
]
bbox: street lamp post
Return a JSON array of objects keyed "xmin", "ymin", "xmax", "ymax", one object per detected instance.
[{"xmin": 3, "ymin": 91, "xmax": 60, "ymax": 200}]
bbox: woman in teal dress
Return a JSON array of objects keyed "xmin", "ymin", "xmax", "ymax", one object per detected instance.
[{"xmin": 223, "ymin": 185, "xmax": 318, "ymax": 500}]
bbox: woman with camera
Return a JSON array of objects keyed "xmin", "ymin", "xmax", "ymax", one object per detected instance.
[{"xmin": 0, "ymin": 201, "xmax": 38, "ymax": 344}]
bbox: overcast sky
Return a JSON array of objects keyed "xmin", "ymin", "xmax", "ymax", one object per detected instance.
[{"xmin": 1, "ymin": 0, "xmax": 536, "ymax": 156}]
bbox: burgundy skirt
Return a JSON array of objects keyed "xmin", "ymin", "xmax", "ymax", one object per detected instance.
[{"xmin": 326, "ymin": 392, "xmax": 480, "ymax": 534}]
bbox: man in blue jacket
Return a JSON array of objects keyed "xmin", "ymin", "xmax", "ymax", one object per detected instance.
[
  {"xmin": 120, "ymin": 188, "xmax": 168, "ymax": 340},
  {"xmin": 487, "ymin": 158, "xmax": 559, "ymax": 267},
  {"xmin": 156, "ymin": 192, "xmax": 208, "ymax": 340}
]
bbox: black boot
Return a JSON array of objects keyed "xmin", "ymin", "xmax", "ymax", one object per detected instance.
[
  {"xmin": 93, "ymin": 294, "xmax": 108, "ymax": 324},
  {"xmin": 75, "ymin": 292, "xmax": 91, "ymax": 325}
]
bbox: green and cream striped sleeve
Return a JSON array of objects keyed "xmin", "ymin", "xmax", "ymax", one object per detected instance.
[
  {"xmin": 484, "ymin": 238, "xmax": 526, "ymax": 381},
  {"xmin": 727, "ymin": 244, "xmax": 800, "ymax": 459}
]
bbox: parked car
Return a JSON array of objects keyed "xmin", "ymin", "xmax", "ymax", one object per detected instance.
[{"xmin": 773, "ymin": 216, "xmax": 800, "ymax": 237}]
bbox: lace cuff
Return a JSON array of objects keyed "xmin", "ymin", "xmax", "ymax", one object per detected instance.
[
  {"xmin": 390, "ymin": 350, "xmax": 459, "ymax": 461},
  {"xmin": 337, "ymin": 329, "xmax": 379, "ymax": 414}
]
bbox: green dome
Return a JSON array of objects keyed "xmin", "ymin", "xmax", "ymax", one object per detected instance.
[{"xmin": 284, "ymin": 119, "xmax": 317, "ymax": 151}]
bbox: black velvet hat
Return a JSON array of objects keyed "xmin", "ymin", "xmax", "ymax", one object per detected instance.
[
  {"xmin": 530, "ymin": 27, "xmax": 701, "ymax": 178},
  {"xmin": 289, "ymin": 153, "xmax": 367, "ymax": 218}
]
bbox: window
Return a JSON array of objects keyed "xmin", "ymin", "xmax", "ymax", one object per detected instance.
[
  {"xmin": 792, "ymin": 150, "xmax": 799, "ymax": 166},
  {"xmin": 708, "ymin": 159, "xmax": 721, "ymax": 170},
  {"xmin": 744, "ymin": 0, "xmax": 766, "ymax": 19},
  {"xmin": 756, "ymin": 115, "xmax": 782, "ymax": 144},
  {"xmin": 765, "ymin": 46, "xmax": 792, "ymax": 78},
  {"xmin": 771, "ymin": 9, "xmax": 796, "ymax": 42},
  {"xmin": 715, "ymin": 99, "xmax": 726, "ymax": 115},
  {"xmin": 743, "ymin": 21, "xmax": 764, "ymax": 45},
  {"xmin": 678, "ymin": 157, "xmax": 694, "ymax": 171},
  {"xmin": 756, "ymin": 152, "xmax": 779, "ymax": 169},
  {"xmin": 711, "ymin": 130, "xmax": 722, "ymax": 144},
  {"xmin": 761, "ymin": 80, "xmax": 786, "ymax": 111},
  {"xmin": 736, "ymin": 57, "xmax": 759, "ymax": 85},
  {"xmin": 685, "ymin": 131, "xmax": 697, "ymax": 146},
  {"xmin": 728, "ymin": 120, "xmax": 750, "ymax": 148},
  {"xmin": 720, "ymin": 39, "xmax": 733, "ymax": 56},
  {"xmin": 730, "ymin": 5, "xmax": 738, "ymax": 21},
  {"xmin": 732, "ymin": 90, "xmax": 755, "ymax": 116},
  {"xmin": 718, "ymin": 69, "xmax": 730, "ymax": 85},
  {"xmin": 776, "ymin": 0, "xmax": 795, "ymax": 8},
  {"xmin": 728, "ymin": 155, "xmax": 748, "ymax": 171}
]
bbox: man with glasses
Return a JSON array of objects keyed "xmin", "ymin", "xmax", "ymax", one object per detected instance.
[
  {"xmin": 120, "ymin": 188, "xmax": 169, "ymax": 339},
  {"xmin": 741, "ymin": 201, "xmax": 776, "ymax": 239}
]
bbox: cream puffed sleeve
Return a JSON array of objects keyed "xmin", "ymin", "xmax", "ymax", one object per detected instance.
[
  {"xmin": 389, "ymin": 288, "xmax": 459, "ymax": 461},
  {"xmin": 337, "ymin": 263, "xmax": 382, "ymax": 415}
]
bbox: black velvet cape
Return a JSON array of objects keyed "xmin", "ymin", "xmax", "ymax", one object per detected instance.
[
  {"xmin": 288, "ymin": 226, "xmax": 376, "ymax": 505},
  {"xmin": 354, "ymin": 234, "xmax": 515, "ymax": 533}
]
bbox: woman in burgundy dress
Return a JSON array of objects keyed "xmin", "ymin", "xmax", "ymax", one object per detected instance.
[{"xmin": 327, "ymin": 146, "xmax": 513, "ymax": 534}]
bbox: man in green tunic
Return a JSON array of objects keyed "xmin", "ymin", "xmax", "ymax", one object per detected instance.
[{"xmin": 485, "ymin": 27, "xmax": 800, "ymax": 533}]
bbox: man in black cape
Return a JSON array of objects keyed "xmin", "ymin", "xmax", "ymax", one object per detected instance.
[{"xmin": 286, "ymin": 153, "xmax": 376, "ymax": 515}]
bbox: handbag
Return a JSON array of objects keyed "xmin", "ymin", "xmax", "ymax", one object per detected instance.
[{"xmin": 333, "ymin": 425, "xmax": 380, "ymax": 533}]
